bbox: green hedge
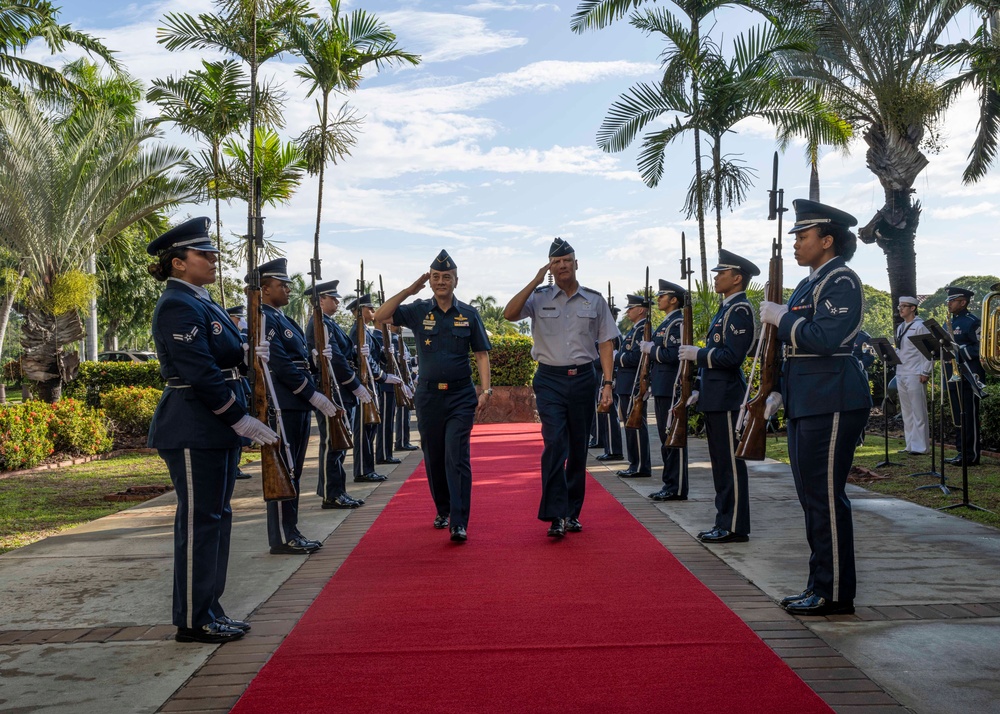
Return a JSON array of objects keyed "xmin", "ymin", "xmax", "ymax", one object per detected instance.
[
  {"xmin": 102, "ymin": 386, "xmax": 162, "ymax": 436},
  {"xmin": 64, "ymin": 361, "xmax": 163, "ymax": 406},
  {"xmin": 471, "ymin": 335, "xmax": 535, "ymax": 386},
  {"xmin": 0, "ymin": 399, "xmax": 113, "ymax": 471}
]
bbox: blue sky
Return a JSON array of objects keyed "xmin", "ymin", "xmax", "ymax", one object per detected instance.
[{"xmin": 48, "ymin": 1, "xmax": 994, "ymax": 302}]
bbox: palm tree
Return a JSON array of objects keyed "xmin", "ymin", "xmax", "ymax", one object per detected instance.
[
  {"xmin": 283, "ymin": 272, "xmax": 309, "ymax": 326},
  {"xmin": 223, "ymin": 126, "xmax": 307, "ymax": 206},
  {"xmin": 0, "ymin": 89, "xmax": 196, "ymax": 401}
]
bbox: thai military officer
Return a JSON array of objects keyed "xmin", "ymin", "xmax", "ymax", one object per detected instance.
[
  {"xmin": 592, "ymin": 307, "xmax": 624, "ymax": 461},
  {"xmin": 348, "ymin": 294, "xmax": 403, "ymax": 481},
  {"xmin": 504, "ymin": 238, "xmax": 618, "ymax": 538},
  {"xmin": 253, "ymin": 258, "xmax": 339, "ymax": 555},
  {"xmin": 226, "ymin": 304, "xmax": 253, "ymax": 480},
  {"xmin": 147, "ymin": 217, "xmax": 277, "ymax": 644},
  {"xmin": 304, "ymin": 280, "xmax": 373, "ymax": 509},
  {"xmin": 375, "ymin": 250, "xmax": 492, "ymax": 543},
  {"xmin": 679, "ymin": 248, "xmax": 758, "ymax": 544},
  {"xmin": 614, "ymin": 294, "xmax": 652, "ymax": 478},
  {"xmin": 642, "ymin": 280, "xmax": 689, "ymax": 501},
  {"xmin": 392, "ymin": 325, "xmax": 419, "ymax": 451},
  {"xmin": 759, "ymin": 199, "xmax": 872, "ymax": 616},
  {"xmin": 945, "ymin": 286, "xmax": 985, "ymax": 466}
]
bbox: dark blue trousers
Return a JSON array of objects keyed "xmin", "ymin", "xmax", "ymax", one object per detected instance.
[
  {"xmin": 415, "ymin": 383, "xmax": 477, "ymax": 529},
  {"xmin": 395, "ymin": 405, "xmax": 412, "ymax": 447},
  {"xmin": 703, "ymin": 409, "xmax": 750, "ymax": 535},
  {"xmin": 158, "ymin": 446, "xmax": 239, "ymax": 629},
  {"xmin": 618, "ymin": 393, "xmax": 651, "ymax": 473},
  {"xmin": 533, "ymin": 364, "xmax": 596, "ymax": 522},
  {"xmin": 375, "ymin": 387, "xmax": 396, "ymax": 461},
  {"xmin": 653, "ymin": 396, "xmax": 689, "ymax": 497},
  {"xmin": 352, "ymin": 408, "xmax": 378, "ymax": 477},
  {"xmin": 267, "ymin": 409, "xmax": 310, "ymax": 547},
  {"xmin": 787, "ymin": 409, "xmax": 868, "ymax": 602},
  {"xmin": 947, "ymin": 381, "xmax": 981, "ymax": 462},
  {"xmin": 595, "ymin": 391, "xmax": 623, "ymax": 456},
  {"xmin": 314, "ymin": 409, "xmax": 348, "ymax": 500}
]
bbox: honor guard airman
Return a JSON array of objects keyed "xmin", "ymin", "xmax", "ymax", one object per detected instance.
[
  {"xmin": 759, "ymin": 199, "xmax": 872, "ymax": 616},
  {"xmin": 614, "ymin": 293, "xmax": 652, "ymax": 478},
  {"xmin": 504, "ymin": 238, "xmax": 618, "ymax": 538},
  {"xmin": 374, "ymin": 320, "xmax": 401, "ymax": 466},
  {"xmin": 251, "ymin": 258, "xmax": 339, "ymax": 555},
  {"xmin": 945, "ymin": 286, "xmax": 985, "ymax": 466},
  {"xmin": 392, "ymin": 325, "xmax": 419, "ymax": 451},
  {"xmin": 147, "ymin": 217, "xmax": 277, "ymax": 644},
  {"xmin": 592, "ymin": 305, "xmax": 624, "ymax": 461},
  {"xmin": 374, "ymin": 250, "xmax": 492, "ymax": 542},
  {"xmin": 679, "ymin": 248, "xmax": 758, "ymax": 544},
  {"xmin": 225, "ymin": 304, "xmax": 253, "ymax": 480},
  {"xmin": 643, "ymin": 280, "xmax": 689, "ymax": 501}
]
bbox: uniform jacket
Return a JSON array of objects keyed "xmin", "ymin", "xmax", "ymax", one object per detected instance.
[
  {"xmin": 650, "ymin": 310, "xmax": 683, "ymax": 398},
  {"xmin": 775, "ymin": 257, "xmax": 873, "ymax": 419},
  {"xmin": 615, "ymin": 318, "xmax": 648, "ymax": 397},
  {"xmin": 148, "ymin": 280, "xmax": 247, "ymax": 449},
  {"xmin": 350, "ymin": 321, "xmax": 386, "ymax": 390},
  {"xmin": 946, "ymin": 309, "xmax": 986, "ymax": 381},
  {"xmin": 304, "ymin": 312, "xmax": 362, "ymax": 403},
  {"xmin": 694, "ymin": 293, "xmax": 755, "ymax": 412},
  {"xmin": 262, "ymin": 304, "xmax": 317, "ymax": 411}
]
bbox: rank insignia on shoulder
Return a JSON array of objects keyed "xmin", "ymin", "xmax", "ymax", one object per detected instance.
[
  {"xmin": 211, "ymin": 321, "xmax": 222, "ymax": 335},
  {"xmin": 172, "ymin": 326, "xmax": 198, "ymax": 343},
  {"xmin": 267, "ymin": 328, "xmax": 276, "ymax": 341},
  {"xmin": 729, "ymin": 324, "xmax": 746, "ymax": 335},
  {"xmin": 822, "ymin": 299, "xmax": 849, "ymax": 315}
]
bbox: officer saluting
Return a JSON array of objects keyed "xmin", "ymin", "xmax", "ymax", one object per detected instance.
[
  {"xmin": 504, "ymin": 238, "xmax": 618, "ymax": 538},
  {"xmin": 251, "ymin": 258, "xmax": 339, "ymax": 555},
  {"xmin": 614, "ymin": 294, "xmax": 652, "ymax": 477},
  {"xmin": 945, "ymin": 286, "xmax": 985, "ymax": 466},
  {"xmin": 759, "ymin": 199, "xmax": 872, "ymax": 616},
  {"xmin": 147, "ymin": 217, "xmax": 277, "ymax": 644},
  {"xmin": 375, "ymin": 250, "xmax": 492, "ymax": 543}
]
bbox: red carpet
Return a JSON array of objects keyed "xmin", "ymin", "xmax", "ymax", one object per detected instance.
[{"xmin": 232, "ymin": 423, "xmax": 831, "ymax": 713}]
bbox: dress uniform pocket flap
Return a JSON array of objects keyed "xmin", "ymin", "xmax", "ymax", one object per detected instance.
[
  {"xmin": 576, "ymin": 308, "xmax": 597, "ymax": 319},
  {"xmin": 539, "ymin": 307, "xmax": 561, "ymax": 318},
  {"xmin": 452, "ymin": 326, "xmax": 471, "ymax": 337}
]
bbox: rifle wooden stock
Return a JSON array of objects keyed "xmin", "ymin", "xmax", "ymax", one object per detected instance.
[
  {"xmin": 625, "ymin": 315, "xmax": 653, "ymax": 429},
  {"xmin": 247, "ymin": 288, "xmax": 296, "ymax": 502},
  {"xmin": 312, "ymin": 306, "xmax": 353, "ymax": 451},
  {"xmin": 665, "ymin": 299, "xmax": 694, "ymax": 449},
  {"xmin": 394, "ymin": 343, "xmax": 416, "ymax": 397},
  {"xmin": 381, "ymin": 322, "xmax": 415, "ymax": 410}
]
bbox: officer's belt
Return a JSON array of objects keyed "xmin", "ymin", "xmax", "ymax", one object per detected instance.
[
  {"xmin": 166, "ymin": 368, "xmax": 242, "ymax": 387},
  {"xmin": 782, "ymin": 346, "xmax": 853, "ymax": 359},
  {"xmin": 537, "ymin": 362, "xmax": 595, "ymax": 376},
  {"xmin": 419, "ymin": 378, "xmax": 472, "ymax": 391}
]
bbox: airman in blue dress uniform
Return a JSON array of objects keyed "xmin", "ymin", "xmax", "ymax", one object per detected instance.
[
  {"xmin": 375, "ymin": 250, "xmax": 492, "ymax": 542},
  {"xmin": 759, "ymin": 199, "xmax": 872, "ymax": 616},
  {"xmin": 679, "ymin": 249, "xmax": 758, "ymax": 544},
  {"xmin": 504, "ymin": 238, "xmax": 619, "ymax": 538},
  {"xmin": 225, "ymin": 304, "xmax": 253, "ymax": 480},
  {"xmin": 945, "ymin": 286, "xmax": 985, "ymax": 466},
  {"xmin": 392, "ymin": 326, "xmax": 419, "ymax": 451},
  {"xmin": 251, "ymin": 258, "xmax": 340, "ymax": 555},
  {"xmin": 591, "ymin": 306, "xmax": 624, "ymax": 460},
  {"xmin": 147, "ymin": 217, "xmax": 278, "ymax": 644},
  {"xmin": 304, "ymin": 279, "xmax": 372, "ymax": 509},
  {"xmin": 614, "ymin": 294, "xmax": 652, "ymax": 478},
  {"xmin": 373, "ymin": 320, "xmax": 401, "ymax": 466},
  {"xmin": 643, "ymin": 279, "xmax": 689, "ymax": 501}
]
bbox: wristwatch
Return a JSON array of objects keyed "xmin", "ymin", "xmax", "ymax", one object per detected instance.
[
  {"xmin": 602, "ymin": 380, "xmax": 613, "ymax": 387},
  {"xmin": 485, "ymin": 388, "xmax": 493, "ymax": 395}
]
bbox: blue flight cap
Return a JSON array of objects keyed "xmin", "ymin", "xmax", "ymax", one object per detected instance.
[
  {"xmin": 247, "ymin": 258, "xmax": 291, "ymax": 284},
  {"xmin": 625, "ymin": 293, "xmax": 650, "ymax": 308},
  {"xmin": 146, "ymin": 217, "xmax": 216, "ymax": 256},
  {"xmin": 711, "ymin": 249, "xmax": 760, "ymax": 278},
  {"xmin": 345, "ymin": 293, "xmax": 373, "ymax": 312},
  {"xmin": 946, "ymin": 286, "xmax": 974, "ymax": 302},
  {"xmin": 306, "ymin": 280, "xmax": 341, "ymax": 299},
  {"xmin": 225, "ymin": 305, "xmax": 245, "ymax": 317},
  {"xmin": 788, "ymin": 199, "xmax": 858, "ymax": 234},
  {"xmin": 657, "ymin": 279, "xmax": 686, "ymax": 299},
  {"xmin": 549, "ymin": 237, "xmax": 574, "ymax": 257},
  {"xmin": 431, "ymin": 250, "xmax": 456, "ymax": 271}
]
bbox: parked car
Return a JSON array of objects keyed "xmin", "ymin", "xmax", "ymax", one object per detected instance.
[{"xmin": 97, "ymin": 351, "xmax": 156, "ymax": 363}]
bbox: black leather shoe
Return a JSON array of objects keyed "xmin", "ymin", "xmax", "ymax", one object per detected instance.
[
  {"xmin": 397, "ymin": 444, "xmax": 419, "ymax": 451},
  {"xmin": 616, "ymin": 469, "xmax": 651, "ymax": 478},
  {"xmin": 235, "ymin": 469, "xmax": 252, "ymax": 480},
  {"xmin": 450, "ymin": 525, "xmax": 468, "ymax": 542},
  {"xmin": 784, "ymin": 594, "xmax": 854, "ymax": 616},
  {"xmin": 354, "ymin": 472, "xmax": 388, "ymax": 482},
  {"xmin": 176, "ymin": 621, "xmax": 245, "ymax": 644},
  {"xmin": 780, "ymin": 589, "xmax": 814, "ymax": 607},
  {"xmin": 433, "ymin": 515, "xmax": 450, "ymax": 529},
  {"xmin": 322, "ymin": 494, "xmax": 362, "ymax": 509},
  {"xmin": 547, "ymin": 518, "xmax": 566, "ymax": 538},
  {"xmin": 566, "ymin": 518, "xmax": 582, "ymax": 532},
  {"xmin": 649, "ymin": 489, "xmax": 687, "ymax": 501},
  {"xmin": 698, "ymin": 528, "xmax": 749, "ymax": 543},
  {"xmin": 269, "ymin": 538, "xmax": 319, "ymax": 555},
  {"xmin": 215, "ymin": 615, "xmax": 251, "ymax": 632},
  {"xmin": 596, "ymin": 453, "xmax": 624, "ymax": 461},
  {"xmin": 376, "ymin": 457, "xmax": 402, "ymax": 464},
  {"xmin": 587, "ymin": 440, "xmax": 600, "ymax": 448},
  {"xmin": 291, "ymin": 533, "xmax": 322, "ymax": 549},
  {"xmin": 945, "ymin": 455, "xmax": 963, "ymax": 465},
  {"xmin": 950, "ymin": 458, "xmax": 980, "ymax": 466}
]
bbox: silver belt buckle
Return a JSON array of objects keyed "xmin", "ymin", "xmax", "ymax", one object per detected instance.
[{"xmin": 568, "ymin": 368, "xmax": 577, "ymax": 376}]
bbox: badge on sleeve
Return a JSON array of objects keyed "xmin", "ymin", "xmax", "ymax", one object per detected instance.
[
  {"xmin": 173, "ymin": 326, "xmax": 199, "ymax": 343},
  {"xmin": 713, "ymin": 333, "xmax": 721, "ymax": 343},
  {"xmin": 284, "ymin": 328, "xmax": 294, "ymax": 339},
  {"xmin": 211, "ymin": 321, "xmax": 222, "ymax": 335}
]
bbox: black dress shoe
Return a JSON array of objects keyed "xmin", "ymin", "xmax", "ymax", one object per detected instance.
[
  {"xmin": 235, "ymin": 469, "xmax": 252, "ymax": 480},
  {"xmin": 566, "ymin": 518, "xmax": 582, "ymax": 532},
  {"xmin": 616, "ymin": 469, "xmax": 651, "ymax": 478},
  {"xmin": 547, "ymin": 518, "xmax": 566, "ymax": 538},
  {"xmin": 322, "ymin": 494, "xmax": 362, "ymax": 509},
  {"xmin": 698, "ymin": 528, "xmax": 749, "ymax": 543},
  {"xmin": 433, "ymin": 514, "xmax": 450, "ymax": 529},
  {"xmin": 950, "ymin": 458, "xmax": 980, "ymax": 466},
  {"xmin": 215, "ymin": 615, "xmax": 251, "ymax": 632},
  {"xmin": 291, "ymin": 533, "xmax": 322, "ymax": 549},
  {"xmin": 649, "ymin": 489, "xmax": 687, "ymax": 501},
  {"xmin": 396, "ymin": 444, "xmax": 419, "ymax": 451},
  {"xmin": 779, "ymin": 589, "xmax": 814, "ymax": 607},
  {"xmin": 354, "ymin": 472, "xmax": 388, "ymax": 482},
  {"xmin": 269, "ymin": 538, "xmax": 319, "ymax": 555},
  {"xmin": 376, "ymin": 457, "xmax": 402, "ymax": 464},
  {"xmin": 450, "ymin": 525, "xmax": 468, "ymax": 542},
  {"xmin": 784, "ymin": 594, "xmax": 854, "ymax": 616},
  {"xmin": 587, "ymin": 440, "xmax": 600, "ymax": 448},
  {"xmin": 596, "ymin": 453, "xmax": 624, "ymax": 461},
  {"xmin": 176, "ymin": 621, "xmax": 245, "ymax": 644}
]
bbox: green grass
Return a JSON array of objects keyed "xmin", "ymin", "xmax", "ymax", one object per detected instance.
[{"xmin": 764, "ymin": 433, "xmax": 1000, "ymax": 530}]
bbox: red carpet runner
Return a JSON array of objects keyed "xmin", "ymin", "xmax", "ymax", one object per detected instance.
[{"xmin": 232, "ymin": 423, "xmax": 831, "ymax": 713}]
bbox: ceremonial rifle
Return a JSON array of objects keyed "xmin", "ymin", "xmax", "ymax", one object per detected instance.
[
  {"xmin": 379, "ymin": 275, "xmax": 414, "ymax": 410},
  {"xmin": 625, "ymin": 268, "xmax": 652, "ymax": 429},
  {"xmin": 665, "ymin": 232, "xmax": 695, "ymax": 448},
  {"xmin": 356, "ymin": 261, "xmax": 381, "ymax": 425},
  {"xmin": 596, "ymin": 282, "xmax": 615, "ymax": 414}
]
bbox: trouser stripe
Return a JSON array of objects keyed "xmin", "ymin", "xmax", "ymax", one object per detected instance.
[
  {"xmin": 183, "ymin": 448, "xmax": 194, "ymax": 629},
  {"xmin": 726, "ymin": 411, "xmax": 739, "ymax": 533},
  {"xmin": 828, "ymin": 412, "xmax": 841, "ymax": 599}
]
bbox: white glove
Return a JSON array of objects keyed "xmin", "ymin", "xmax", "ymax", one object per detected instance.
[
  {"xmin": 308, "ymin": 391, "xmax": 338, "ymax": 417},
  {"xmin": 237, "ymin": 318, "xmax": 248, "ymax": 331},
  {"xmin": 383, "ymin": 373, "xmax": 403, "ymax": 385},
  {"xmin": 686, "ymin": 390, "xmax": 700, "ymax": 407},
  {"xmin": 360, "ymin": 343, "xmax": 370, "ymax": 357},
  {"xmin": 402, "ymin": 384, "xmax": 413, "ymax": 400},
  {"xmin": 678, "ymin": 345, "xmax": 699, "ymax": 362},
  {"xmin": 764, "ymin": 391, "xmax": 783, "ymax": 419},
  {"xmin": 231, "ymin": 415, "xmax": 279, "ymax": 445},
  {"xmin": 256, "ymin": 340, "xmax": 270, "ymax": 364},
  {"xmin": 352, "ymin": 384, "xmax": 373, "ymax": 404},
  {"xmin": 639, "ymin": 340, "xmax": 654, "ymax": 355},
  {"xmin": 322, "ymin": 345, "xmax": 333, "ymax": 359},
  {"xmin": 760, "ymin": 301, "xmax": 789, "ymax": 326}
]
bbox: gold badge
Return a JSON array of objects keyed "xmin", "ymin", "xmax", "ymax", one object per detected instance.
[{"xmin": 713, "ymin": 333, "xmax": 721, "ymax": 343}]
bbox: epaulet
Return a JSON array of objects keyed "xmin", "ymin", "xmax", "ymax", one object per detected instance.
[
  {"xmin": 579, "ymin": 285, "xmax": 601, "ymax": 297},
  {"xmin": 533, "ymin": 285, "xmax": 551, "ymax": 294}
]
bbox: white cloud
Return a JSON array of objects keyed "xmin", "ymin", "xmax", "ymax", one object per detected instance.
[
  {"xmin": 380, "ymin": 11, "xmax": 527, "ymax": 63},
  {"xmin": 926, "ymin": 201, "xmax": 999, "ymax": 220},
  {"xmin": 459, "ymin": 1, "xmax": 560, "ymax": 12}
]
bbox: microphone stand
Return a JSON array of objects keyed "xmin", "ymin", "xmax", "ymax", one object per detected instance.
[
  {"xmin": 907, "ymin": 331, "xmax": 947, "ymax": 492},
  {"xmin": 870, "ymin": 337, "xmax": 901, "ymax": 469}
]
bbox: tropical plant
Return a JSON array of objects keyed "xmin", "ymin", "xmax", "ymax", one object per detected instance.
[{"xmin": 283, "ymin": 272, "xmax": 309, "ymax": 325}]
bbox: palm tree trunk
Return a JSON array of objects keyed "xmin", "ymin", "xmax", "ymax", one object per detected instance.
[
  {"xmin": 692, "ymin": 83, "xmax": 708, "ymax": 283},
  {"xmin": 21, "ymin": 308, "xmax": 84, "ymax": 403},
  {"xmin": 213, "ymin": 143, "xmax": 226, "ymax": 308},
  {"xmin": 809, "ymin": 142, "xmax": 820, "ymax": 201},
  {"xmin": 713, "ymin": 137, "xmax": 723, "ymax": 253},
  {"xmin": 0, "ymin": 270, "xmax": 25, "ymax": 360},
  {"xmin": 313, "ymin": 91, "xmax": 329, "ymax": 268}
]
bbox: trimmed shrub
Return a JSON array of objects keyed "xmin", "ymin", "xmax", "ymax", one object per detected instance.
[
  {"xmin": 471, "ymin": 335, "xmax": 535, "ymax": 386},
  {"xmin": 48, "ymin": 399, "xmax": 113, "ymax": 456},
  {"xmin": 64, "ymin": 361, "xmax": 163, "ymax": 405},
  {"xmin": 102, "ymin": 386, "xmax": 162, "ymax": 436},
  {"xmin": 0, "ymin": 403, "xmax": 55, "ymax": 470}
]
